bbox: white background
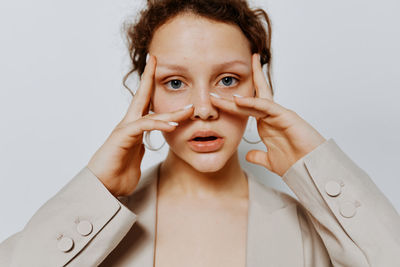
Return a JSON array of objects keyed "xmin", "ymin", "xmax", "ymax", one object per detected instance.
[{"xmin": 1, "ymin": 0, "xmax": 399, "ymax": 243}]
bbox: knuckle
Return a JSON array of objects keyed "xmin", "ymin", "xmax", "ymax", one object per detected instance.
[
  {"xmin": 113, "ymin": 124, "xmax": 126, "ymax": 134},
  {"xmin": 137, "ymin": 117, "xmax": 147, "ymax": 123},
  {"xmin": 286, "ymin": 109, "xmax": 298, "ymax": 117},
  {"xmin": 115, "ymin": 121, "xmax": 127, "ymax": 130},
  {"xmin": 142, "ymin": 118, "xmax": 158, "ymax": 128},
  {"xmin": 142, "ymin": 113, "xmax": 154, "ymax": 120},
  {"xmin": 150, "ymin": 119, "xmax": 158, "ymax": 127},
  {"xmin": 135, "ymin": 118, "xmax": 146, "ymax": 129}
]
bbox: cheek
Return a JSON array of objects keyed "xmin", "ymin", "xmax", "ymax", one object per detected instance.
[
  {"xmin": 238, "ymin": 78, "xmax": 255, "ymax": 97},
  {"xmin": 223, "ymin": 113, "xmax": 248, "ymax": 138},
  {"xmin": 152, "ymin": 86, "xmax": 189, "ymax": 113}
]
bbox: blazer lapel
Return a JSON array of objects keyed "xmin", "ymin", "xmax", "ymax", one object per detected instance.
[
  {"xmin": 245, "ymin": 169, "xmax": 304, "ymax": 267},
  {"xmin": 102, "ymin": 163, "xmax": 303, "ymax": 267}
]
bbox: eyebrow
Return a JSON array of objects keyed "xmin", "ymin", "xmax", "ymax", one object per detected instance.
[{"xmin": 157, "ymin": 60, "xmax": 249, "ymax": 72}]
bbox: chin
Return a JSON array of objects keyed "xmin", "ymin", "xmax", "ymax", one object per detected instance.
[{"xmin": 184, "ymin": 150, "xmax": 233, "ymax": 173}]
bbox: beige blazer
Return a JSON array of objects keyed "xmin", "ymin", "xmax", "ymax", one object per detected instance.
[{"xmin": 1, "ymin": 138, "xmax": 399, "ymax": 266}]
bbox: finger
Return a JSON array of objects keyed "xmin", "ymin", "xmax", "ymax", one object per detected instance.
[
  {"xmin": 138, "ymin": 142, "xmax": 145, "ymax": 161},
  {"xmin": 232, "ymin": 95, "xmax": 287, "ymax": 117},
  {"xmin": 123, "ymin": 55, "xmax": 156, "ymax": 122},
  {"xmin": 246, "ymin": 149, "xmax": 272, "ymax": 171},
  {"xmin": 252, "ymin": 53, "xmax": 272, "ymax": 100},
  {"xmin": 144, "ymin": 104, "xmax": 194, "ymax": 122},
  {"xmin": 116, "ymin": 118, "xmax": 177, "ymax": 146},
  {"xmin": 209, "ymin": 93, "xmax": 267, "ymax": 119},
  {"xmin": 128, "ymin": 118, "xmax": 179, "ymax": 136}
]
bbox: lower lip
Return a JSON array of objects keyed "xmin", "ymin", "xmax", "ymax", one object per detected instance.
[{"xmin": 188, "ymin": 138, "xmax": 224, "ymax": 152}]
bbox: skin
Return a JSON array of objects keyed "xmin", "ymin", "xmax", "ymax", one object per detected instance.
[
  {"xmin": 149, "ymin": 12, "xmax": 253, "ymax": 199},
  {"xmin": 87, "ymin": 11, "xmax": 326, "ymax": 267},
  {"xmin": 148, "ymin": 13, "xmax": 252, "ymax": 267}
]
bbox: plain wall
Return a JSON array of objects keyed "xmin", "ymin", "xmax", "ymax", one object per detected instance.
[{"xmin": 1, "ymin": 0, "xmax": 399, "ymax": 243}]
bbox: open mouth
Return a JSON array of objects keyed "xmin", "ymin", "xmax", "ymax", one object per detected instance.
[
  {"xmin": 191, "ymin": 136, "xmax": 218, "ymax": 141},
  {"xmin": 188, "ymin": 135, "xmax": 224, "ymax": 152}
]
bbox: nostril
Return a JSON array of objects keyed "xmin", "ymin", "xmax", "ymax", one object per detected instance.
[{"xmin": 194, "ymin": 114, "xmax": 215, "ymax": 120}]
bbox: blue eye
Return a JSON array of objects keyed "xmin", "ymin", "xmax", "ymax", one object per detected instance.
[
  {"xmin": 219, "ymin": 76, "xmax": 238, "ymax": 87},
  {"xmin": 165, "ymin": 76, "xmax": 238, "ymax": 90},
  {"xmin": 166, "ymin": 79, "xmax": 183, "ymax": 90}
]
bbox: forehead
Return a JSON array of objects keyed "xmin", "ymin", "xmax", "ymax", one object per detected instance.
[{"xmin": 148, "ymin": 12, "xmax": 252, "ymax": 63}]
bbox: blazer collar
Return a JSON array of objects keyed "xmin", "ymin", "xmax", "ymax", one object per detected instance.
[{"xmin": 104, "ymin": 162, "xmax": 303, "ymax": 266}]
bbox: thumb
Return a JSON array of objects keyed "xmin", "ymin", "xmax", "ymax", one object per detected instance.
[{"xmin": 245, "ymin": 149, "xmax": 272, "ymax": 171}]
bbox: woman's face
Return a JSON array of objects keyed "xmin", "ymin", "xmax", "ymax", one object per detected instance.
[{"xmin": 149, "ymin": 12, "xmax": 254, "ymax": 172}]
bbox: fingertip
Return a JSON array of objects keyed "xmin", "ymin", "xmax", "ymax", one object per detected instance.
[
  {"xmin": 167, "ymin": 121, "xmax": 179, "ymax": 126},
  {"xmin": 233, "ymin": 95, "xmax": 248, "ymax": 103},
  {"xmin": 209, "ymin": 92, "xmax": 221, "ymax": 99},
  {"xmin": 142, "ymin": 56, "xmax": 156, "ymax": 81},
  {"xmin": 245, "ymin": 151, "xmax": 253, "ymax": 163},
  {"xmin": 233, "ymin": 94, "xmax": 244, "ymax": 102},
  {"xmin": 162, "ymin": 121, "xmax": 178, "ymax": 132},
  {"xmin": 183, "ymin": 103, "xmax": 194, "ymax": 110},
  {"xmin": 147, "ymin": 54, "xmax": 157, "ymax": 67},
  {"xmin": 232, "ymin": 96, "xmax": 241, "ymax": 104},
  {"xmin": 252, "ymin": 53, "xmax": 258, "ymax": 63}
]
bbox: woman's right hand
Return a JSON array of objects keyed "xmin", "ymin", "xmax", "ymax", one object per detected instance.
[{"xmin": 87, "ymin": 55, "xmax": 194, "ymax": 197}]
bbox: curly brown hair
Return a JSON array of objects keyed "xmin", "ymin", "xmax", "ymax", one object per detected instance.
[{"xmin": 122, "ymin": 0, "xmax": 274, "ymax": 97}]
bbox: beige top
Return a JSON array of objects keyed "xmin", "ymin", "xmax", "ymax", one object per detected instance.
[{"xmin": 1, "ymin": 138, "xmax": 399, "ymax": 266}]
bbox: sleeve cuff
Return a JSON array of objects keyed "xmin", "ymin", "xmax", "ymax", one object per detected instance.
[
  {"xmin": 282, "ymin": 138, "xmax": 400, "ymax": 265},
  {"xmin": 10, "ymin": 166, "xmax": 137, "ymax": 267}
]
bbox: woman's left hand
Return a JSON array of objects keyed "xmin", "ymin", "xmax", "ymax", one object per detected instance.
[{"xmin": 210, "ymin": 53, "xmax": 327, "ymax": 177}]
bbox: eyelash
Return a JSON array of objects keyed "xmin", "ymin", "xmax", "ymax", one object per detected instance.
[{"xmin": 164, "ymin": 76, "xmax": 239, "ymax": 91}]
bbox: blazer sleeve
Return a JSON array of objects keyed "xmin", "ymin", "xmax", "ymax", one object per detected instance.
[
  {"xmin": 281, "ymin": 138, "xmax": 400, "ymax": 267},
  {"xmin": 0, "ymin": 166, "xmax": 138, "ymax": 267}
]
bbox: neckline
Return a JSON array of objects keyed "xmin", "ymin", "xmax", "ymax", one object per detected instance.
[{"xmin": 152, "ymin": 162, "xmax": 250, "ymax": 266}]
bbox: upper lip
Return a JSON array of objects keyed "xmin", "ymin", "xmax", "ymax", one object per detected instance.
[{"xmin": 189, "ymin": 130, "xmax": 223, "ymax": 140}]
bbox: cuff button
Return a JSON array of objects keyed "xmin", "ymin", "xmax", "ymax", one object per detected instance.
[
  {"xmin": 57, "ymin": 236, "xmax": 74, "ymax": 252},
  {"xmin": 77, "ymin": 220, "xmax": 93, "ymax": 236},
  {"xmin": 325, "ymin": 180, "xmax": 342, "ymax": 197},
  {"xmin": 340, "ymin": 201, "xmax": 357, "ymax": 218}
]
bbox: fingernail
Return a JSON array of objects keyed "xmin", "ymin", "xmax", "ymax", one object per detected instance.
[
  {"xmin": 233, "ymin": 94, "xmax": 243, "ymax": 98},
  {"xmin": 168, "ymin": 121, "xmax": 178, "ymax": 126},
  {"xmin": 146, "ymin": 53, "xmax": 150, "ymax": 63},
  {"xmin": 209, "ymin": 92, "xmax": 221, "ymax": 98},
  {"xmin": 183, "ymin": 104, "xmax": 193, "ymax": 109}
]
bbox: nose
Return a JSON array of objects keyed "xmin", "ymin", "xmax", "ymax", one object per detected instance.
[{"xmin": 190, "ymin": 86, "xmax": 219, "ymax": 121}]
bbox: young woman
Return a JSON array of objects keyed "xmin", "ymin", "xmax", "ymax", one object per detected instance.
[{"xmin": 1, "ymin": 0, "xmax": 399, "ymax": 266}]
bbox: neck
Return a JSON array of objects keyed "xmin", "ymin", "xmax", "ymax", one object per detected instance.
[{"xmin": 158, "ymin": 149, "xmax": 248, "ymax": 200}]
